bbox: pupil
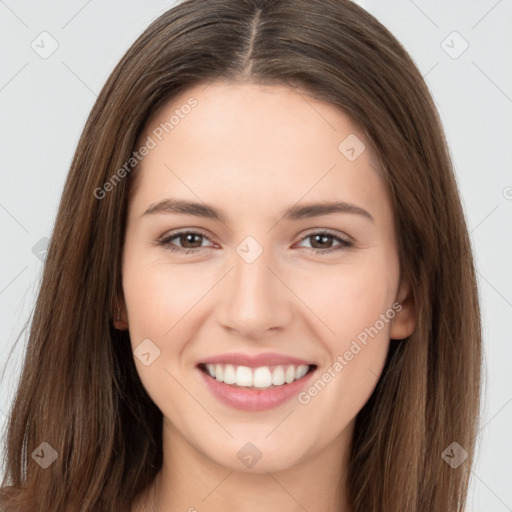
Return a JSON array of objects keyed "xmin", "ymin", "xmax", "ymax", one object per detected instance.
[
  {"xmin": 314, "ymin": 234, "xmax": 330, "ymax": 248},
  {"xmin": 184, "ymin": 234, "xmax": 201, "ymax": 248}
]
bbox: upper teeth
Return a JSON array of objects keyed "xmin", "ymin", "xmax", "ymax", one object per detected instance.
[{"xmin": 204, "ymin": 364, "xmax": 310, "ymax": 389}]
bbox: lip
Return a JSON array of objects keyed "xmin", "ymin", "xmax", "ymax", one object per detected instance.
[
  {"xmin": 198, "ymin": 351, "xmax": 315, "ymax": 368},
  {"xmin": 197, "ymin": 363, "xmax": 317, "ymax": 411}
]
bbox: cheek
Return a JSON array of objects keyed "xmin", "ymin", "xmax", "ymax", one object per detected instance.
[
  {"xmin": 293, "ymin": 256, "xmax": 397, "ymax": 343},
  {"xmin": 292, "ymin": 254, "xmax": 397, "ymax": 409},
  {"xmin": 122, "ymin": 255, "xmax": 205, "ymax": 343},
  {"xmin": 121, "ymin": 258, "xmax": 205, "ymax": 407}
]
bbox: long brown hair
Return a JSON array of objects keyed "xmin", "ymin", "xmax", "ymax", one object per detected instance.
[{"xmin": 0, "ymin": 0, "xmax": 482, "ymax": 510}]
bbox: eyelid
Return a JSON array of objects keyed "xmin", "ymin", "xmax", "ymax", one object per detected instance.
[{"xmin": 295, "ymin": 227, "xmax": 352, "ymax": 242}]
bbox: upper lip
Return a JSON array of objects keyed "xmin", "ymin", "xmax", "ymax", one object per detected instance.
[{"xmin": 198, "ymin": 352, "xmax": 316, "ymax": 368}]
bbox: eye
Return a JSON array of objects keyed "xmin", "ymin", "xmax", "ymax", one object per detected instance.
[
  {"xmin": 157, "ymin": 230, "xmax": 214, "ymax": 254},
  {"xmin": 156, "ymin": 229, "xmax": 353, "ymax": 255},
  {"xmin": 295, "ymin": 230, "xmax": 353, "ymax": 255}
]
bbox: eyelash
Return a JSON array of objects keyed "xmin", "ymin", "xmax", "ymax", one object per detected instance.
[{"xmin": 156, "ymin": 229, "xmax": 353, "ymax": 255}]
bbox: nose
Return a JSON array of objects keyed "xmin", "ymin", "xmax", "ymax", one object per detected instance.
[{"xmin": 215, "ymin": 244, "xmax": 294, "ymax": 340}]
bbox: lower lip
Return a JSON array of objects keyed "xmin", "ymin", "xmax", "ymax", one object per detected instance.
[{"xmin": 197, "ymin": 366, "xmax": 317, "ymax": 411}]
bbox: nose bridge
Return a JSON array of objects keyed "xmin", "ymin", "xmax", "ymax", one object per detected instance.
[
  {"xmin": 217, "ymin": 236, "xmax": 292, "ymax": 337},
  {"xmin": 232, "ymin": 237, "xmax": 279, "ymax": 309}
]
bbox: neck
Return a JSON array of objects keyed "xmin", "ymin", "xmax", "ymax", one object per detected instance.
[{"xmin": 134, "ymin": 417, "xmax": 354, "ymax": 512}]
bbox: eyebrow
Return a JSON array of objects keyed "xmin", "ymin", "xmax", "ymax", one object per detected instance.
[{"xmin": 142, "ymin": 198, "xmax": 374, "ymax": 223}]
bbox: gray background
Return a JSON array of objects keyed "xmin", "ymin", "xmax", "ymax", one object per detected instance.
[{"xmin": 1, "ymin": 1, "xmax": 511, "ymax": 510}]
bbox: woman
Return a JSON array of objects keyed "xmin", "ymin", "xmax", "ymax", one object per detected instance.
[{"xmin": 0, "ymin": 0, "xmax": 482, "ymax": 510}]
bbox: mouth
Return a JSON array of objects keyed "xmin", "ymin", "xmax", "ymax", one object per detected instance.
[
  {"xmin": 197, "ymin": 362, "xmax": 317, "ymax": 390},
  {"xmin": 196, "ymin": 362, "xmax": 318, "ymax": 411}
]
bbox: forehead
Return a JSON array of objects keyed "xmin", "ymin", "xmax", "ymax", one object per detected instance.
[{"xmin": 129, "ymin": 81, "xmax": 390, "ymax": 225}]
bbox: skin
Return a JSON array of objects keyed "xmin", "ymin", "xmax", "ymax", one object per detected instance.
[{"xmin": 117, "ymin": 81, "xmax": 416, "ymax": 512}]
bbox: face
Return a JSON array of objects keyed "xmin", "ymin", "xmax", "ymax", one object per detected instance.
[{"xmin": 118, "ymin": 81, "xmax": 416, "ymax": 473}]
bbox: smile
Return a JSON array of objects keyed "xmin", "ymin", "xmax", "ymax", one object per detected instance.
[
  {"xmin": 197, "ymin": 363, "xmax": 317, "ymax": 411},
  {"xmin": 200, "ymin": 363, "xmax": 313, "ymax": 389}
]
